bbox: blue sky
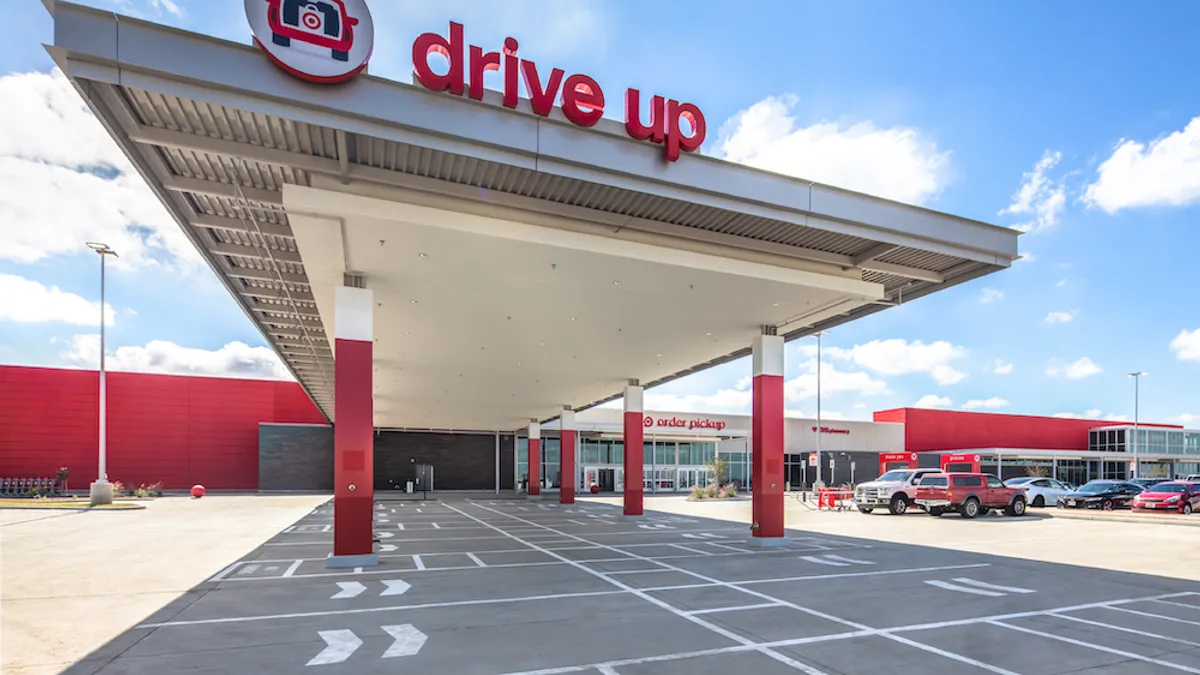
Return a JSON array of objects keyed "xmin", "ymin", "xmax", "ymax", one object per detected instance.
[{"xmin": 3, "ymin": 0, "xmax": 1200, "ymax": 425}]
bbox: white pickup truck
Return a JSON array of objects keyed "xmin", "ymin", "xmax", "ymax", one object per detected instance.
[{"xmin": 854, "ymin": 468, "xmax": 945, "ymax": 515}]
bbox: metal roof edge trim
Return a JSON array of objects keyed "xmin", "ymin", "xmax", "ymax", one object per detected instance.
[{"xmin": 50, "ymin": 0, "xmax": 1019, "ymax": 265}]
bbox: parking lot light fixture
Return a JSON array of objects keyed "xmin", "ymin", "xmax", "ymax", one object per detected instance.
[
  {"xmin": 1127, "ymin": 372, "xmax": 1147, "ymax": 479},
  {"xmin": 87, "ymin": 242, "xmax": 118, "ymax": 506}
]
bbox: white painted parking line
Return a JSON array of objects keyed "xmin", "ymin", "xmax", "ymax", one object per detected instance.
[
  {"xmin": 282, "ymin": 560, "xmax": 303, "ymax": 578},
  {"xmin": 448, "ymin": 504, "xmax": 833, "ymax": 674},
  {"xmin": 822, "ymin": 555, "xmax": 873, "ymax": 566},
  {"xmin": 686, "ymin": 603, "xmax": 782, "ymax": 616},
  {"xmin": 431, "ymin": 523, "xmax": 441, "ymax": 529},
  {"xmin": 604, "ymin": 569, "xmax": 668, "ymax": 576},
  {"xmin": 951, "ymin": 578, "xmax": 1035, "ymax": 594},
  {"xmin": 923, "ymin": 580, "xmax": 1005, "ymax": 597},
  {"xmin": 1108, "ymin": 605, "xmax": 1200, "ymax": 626},
  {"xmin": 466, "ymin": 552, "xmax": 487, "ymax": 567},
  {"xmin": 597, "ymin": 666, "xmax": 620, "ymax": 675},
  {"xmin": 412, "ymin": 555, "xmax": 426, "ymax": 571},
  {"xmin": 799, "ymin": 556, "xmax": 850, "ymax": 567},
  {"xmin": 882, "ymin": 633, "xmax": 1023, "ymax": 675},
  {"xmin": 395, "ymin": 523, "xmax": 405, "ymax": 531},
  {"xmin": 1153, "ymin": 599, "xmax": 1200, "ymax": 612},
  {"xmin": 1051, "ymin": 612, "xmax": 1200, "ymax": 647},
  {"xmin": 209, "ymin": 561, "xmax": 244, "ymax": 582},
  {"xmin": 138, "ymin": 588, "xmax": 634, "ymax": 628},
  {"xmin": 669, "ymin": 543, "xmax": 710, "ymax": 556},
  {"xmin": 992, "ymin": 621, "xmax": 1200, "ymax": 673}
]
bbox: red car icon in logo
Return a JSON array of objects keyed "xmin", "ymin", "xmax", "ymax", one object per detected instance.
[{"xmin": 265, "ymin": 0, "xmax": 358, "ymax": 62}]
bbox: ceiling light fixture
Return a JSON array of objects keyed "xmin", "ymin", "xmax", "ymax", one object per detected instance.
[
  {"xmin": 613, "ymin": 280, "xmax": 621, "ymax": 286},
  {"xmin": 418, "ymin": 252, "xmax": 429, "ymax": 258},
  {"xmin": 411, "ymin": 300, "xmax": 418, "ymax": 304}
]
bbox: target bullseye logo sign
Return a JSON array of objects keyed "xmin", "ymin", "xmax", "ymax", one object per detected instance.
[{"xmin": 246, "ymin": 0, "xmax": 375, "ymax": 84}]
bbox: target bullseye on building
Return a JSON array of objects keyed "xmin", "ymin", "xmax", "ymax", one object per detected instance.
[{"xmin": 40, "ymin": 0, "xmax": 1020, "ymax": 566}]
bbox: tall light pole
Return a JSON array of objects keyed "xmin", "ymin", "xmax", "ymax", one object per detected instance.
[
  {"xmin": 87, "ymin": 242, "xmax": 118, "ymax": 505},
  {"xmin": 811, "ymin": 331, "xmax": 829, "ymax": 487},
  {"xmin": 1127, "ymin": 371, "xmax": 1146, "ymax": 479}
]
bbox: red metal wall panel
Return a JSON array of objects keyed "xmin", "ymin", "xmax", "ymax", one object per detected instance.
[
  {"xmin": 0, "ymin": 365, "xmax": 325, "ymax": 490},
  {"xmin": 873, "ymin": 407, "xmax": 1181, "ymax": 453}
]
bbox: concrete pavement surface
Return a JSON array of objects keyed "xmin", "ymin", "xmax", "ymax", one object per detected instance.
[
  {"xmin": 27, "ymin": 494, "xmax": 1200, "ymax": 675},
  {"xmin": 586, "ymin": 494, "xmax": 1200, "ymax": 583},
  {"xmin": 0, "ymin": 494, "xmax": 328, "ymax": 675}
]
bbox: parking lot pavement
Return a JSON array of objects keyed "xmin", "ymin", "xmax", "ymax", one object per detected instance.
[{"xmin": 64, "ymin": 497, "xmax": 1200, "ymax": 675}]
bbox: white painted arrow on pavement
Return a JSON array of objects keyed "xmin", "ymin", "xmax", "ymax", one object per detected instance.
[
  {"xmin": 331, "ymin": 581, "xmax": 366, "ymax": 600},
  {"xmin": 376, "ymin": 518, "xmax": 390, "ymax": 524},
  {"xmin": 307, "ymin": 629, "xmax": 362, "ymax": 666},
  {"xmin": 382, "ymin": 624, "xmax": 427, "ymax": 658},
  {"xmin": 381, "ymin": 579, "xmax": 411, "ymax": 597},
  {"xmin": 379, "ymin": 544, "xmax": 397, "ymax": 552},
  {"xmin": 376, "ymin": 531, "xmax": 393, "ymax": 539}
]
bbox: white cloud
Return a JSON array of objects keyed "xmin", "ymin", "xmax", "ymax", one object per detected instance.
[
  {"xmin": 642, "ymin": 389, "xmax": 752, "ymax": 415},
  {"xmin": 963, "ymin": 397, "xmax": 1010, "ymax": 410},
  {"xmin": 711, "ymin": 95, "xmax": 951, "ymax": 205},
  {"xmin": 991, "ymin": 359, "xmax": 1013, "ymax": 375},
  {"xmin": 825, "ymin": 338, "xmax": 967, "ymax": 385},
  {"xmin": 979, "ymin": 288, "xmax": 1004, "ymax": 304},
  {"xmin": 1056, "ymin": 279, "xmax": 1068, "ymax": 288},
  {"xmin": 999, "ymin": 151, "xmax": 1067, "ymax": 233},
  {"xmin": 1103, "ymin": 413, "xmax": 1128, "ymax": 422},
  {"xmin": 0, "ymin": 274, "xmax": 115, "ymax": 326},
  {"xmin": 61, "ymin": 335, "xmax": 291, "ymax": 380},
  {"xmin": 784, "ymin": 358, "xmax": 890, "ymax": 402},
  {"xmin": 0, "ymin": 69, "xmax": 199, "ymax": 271},
  {"xmin": 1016, "ymin": 252, "xmax": 1035, "ymax": 264},
  {"xmin": 1084, "ymin": 116, "xmax": 1200, "ymax": 213},
  {"xmin": 1044, "ymin": 310, "xmax": 1079, "ymax": 324},
  {"xmin": 1172, "ymin": 413, "xmax": 1198, "ymax": 426},
  {"xmin": 95, "ymin": 0, "xmax": 185, "ymax": 19},
  {"xmin": 734, "ymin": 376, "xmax": 752, "ymax": 391},
  {"xmin": 785, "ymin": 409, "xmax": 849, "ymax": 421},
  {"xmin": 914, "ymin": 394, "xmax": 952, "ymax": 409},
  {"xmin": 1170, "ymin": 328, "xmax": 1200, "ymax": 362},
  {"xmin": 1053, "ymin": 408, "xmax": 1105, "ymax": 420},
  {"xmin": 1046, "ymin": 357, "xmax": 1103, "ymax": 380}
]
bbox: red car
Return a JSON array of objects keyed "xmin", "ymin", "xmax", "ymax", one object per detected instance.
[
  {"xmin": 1132, "ymin": 481, "xmax": 1200, "ymax": 514},
  {"xmin": 914, "ymin": 472, "xmax": 1027, "ymax": 519}
]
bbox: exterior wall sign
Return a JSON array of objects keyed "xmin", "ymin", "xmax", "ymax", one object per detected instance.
[
  {"xmin": 812, "ymin": 426, "xmax": 851, "ymax": 435},
  {"xmin": 412, "ymin": 22, "xmax": 706, "ymax": 162},
  {"xmin": 643, "ymin": 415, "xmax": 727, "ymax": 432},
  {"xmin": 246, "ymin": 0, "xmax": 375, "ymax": 84}
]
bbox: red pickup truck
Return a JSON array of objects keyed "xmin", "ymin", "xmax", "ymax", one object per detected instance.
[{"xmin": 914, "ymin": 473, "xmax": 1027, "ymax": 519}]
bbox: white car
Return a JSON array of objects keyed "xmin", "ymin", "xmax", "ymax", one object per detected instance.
[
  {"xmin": 1004, "ymin": 477, "xmax": 1072, "ymax": 507},
  {"xmin": 854, "ymin": 468, "xmax": 945, "ymax": 515}
]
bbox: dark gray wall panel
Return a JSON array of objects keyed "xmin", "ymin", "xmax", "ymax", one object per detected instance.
[{"xmin": 258, "ymin": 423, "xmax": 333, "ymax": 491}]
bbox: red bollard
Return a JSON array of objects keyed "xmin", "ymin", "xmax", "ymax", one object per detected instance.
[{"xmin": 191, "ymin": 484, "xmax": 206, "ymax": 499}]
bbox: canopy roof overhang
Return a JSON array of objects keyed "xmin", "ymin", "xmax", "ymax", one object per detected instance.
[{"xmin": 46, "ymin": 1, "xmax": 1020, "ymax": 431}]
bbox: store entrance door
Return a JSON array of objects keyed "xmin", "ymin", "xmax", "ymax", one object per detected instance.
[{"xmin": 597, "ymin": 469, "xmax": 616, "ymax": 492}]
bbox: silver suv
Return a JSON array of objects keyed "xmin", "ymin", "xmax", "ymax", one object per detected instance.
[{"xmin": 854, "ymin": 468, "xmax": 944, "ymax": 515}]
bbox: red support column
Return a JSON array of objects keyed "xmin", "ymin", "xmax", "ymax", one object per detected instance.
[
  {"xmin": 623, "ymin": 384, "xmax": 644, "ymax": 516},
  {"xmin": 560, "ymin": 409, "xmax": 576, "ymax": 505},
  {"xmin": 527, "ymin": 422, "xmax": 541, "ymax": 497},
  {"xmin": 751, "ymin": 334, "xmax": 785, "ymax": 542},
  {"xmin": 330, "ymin": 286, "xmax": 377, "ymax": 568}
]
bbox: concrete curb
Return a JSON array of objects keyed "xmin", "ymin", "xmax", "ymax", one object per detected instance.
[
  {"xmin": 0, "ymin": 503, "xmax": 146, "ymax": 511},
  {"xmin": 1047, "ymin": 510, "xmax": 1200, "ymax": 528}
]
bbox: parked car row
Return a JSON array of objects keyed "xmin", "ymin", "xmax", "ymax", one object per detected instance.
[{"xmin": 853, "ymin": 470, "xmax": 1200, "ymax": 518}]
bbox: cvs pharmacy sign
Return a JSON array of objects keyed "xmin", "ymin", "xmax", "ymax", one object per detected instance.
[{"xmin": 413, "ymin": 22, "xmax": 706, "ymax": 162}]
